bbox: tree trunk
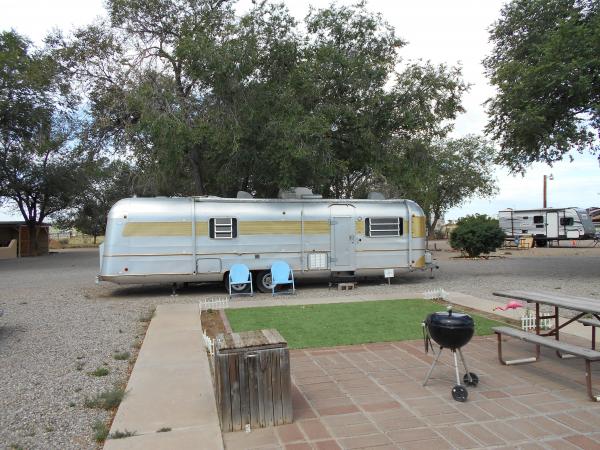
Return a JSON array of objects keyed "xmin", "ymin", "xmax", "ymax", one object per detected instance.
[
  {"xmin": 188, "ymin": 146, "xmax": 206, "ymax": 195},
  {"xmin": 26, "ymin": 222, "xmax": 40, "ymax": 257},
  {"xmin": 428, "ymin": 215, "xmax": 440, "ymax": 240}
]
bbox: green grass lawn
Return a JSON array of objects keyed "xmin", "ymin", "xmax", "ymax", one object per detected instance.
[{"xmin": 226, "ymin": 299, "xmax": 505, "ymax": 349}]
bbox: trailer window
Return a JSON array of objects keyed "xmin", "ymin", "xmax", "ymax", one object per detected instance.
[
  {"xmin": 560, "ymin": 217, "xmax": 574, "ymax": 226},
  {"xmin": 533, "ymin": 216, "xmax": 543, "ymax": 224},
  {"xmin": 209, "ymin": 218, "xmax": 237, "ymax": 239},
  {"xmin": 365, "ymin": 217, "xmax": 403, "ymax": 237}
]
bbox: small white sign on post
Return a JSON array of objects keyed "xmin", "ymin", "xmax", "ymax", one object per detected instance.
[{"xmin": 384, "ymin": 268, "xmax": 394, "ymax": 285}]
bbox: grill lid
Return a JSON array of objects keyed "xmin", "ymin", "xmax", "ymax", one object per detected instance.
[{"xmin": 426, "ymin": 311, "xmax": 474, "ymax": 329}]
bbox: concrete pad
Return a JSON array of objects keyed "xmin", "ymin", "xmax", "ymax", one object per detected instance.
[
  {"xmin": 103, "ymin": 425, "xmax": 221, "ymax": 450},
  {"xmin": 106, "ymin": 303, "xmax": 223, "ymax": 449}
]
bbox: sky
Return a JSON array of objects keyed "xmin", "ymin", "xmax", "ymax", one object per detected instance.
[{"xmin": 1, "ymin": 0, "xmax": 598, "ymax": 221}]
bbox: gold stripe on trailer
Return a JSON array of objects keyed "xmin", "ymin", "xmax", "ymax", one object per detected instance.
[
  {"xmin": 239, "ymin": 221, "xmax": 329, "ymax": 235},
  {"xmin": 122, "ymin": 221, "xmax": 208, "ymax": 237},
  {"xmin": 411, "ymin": 216, "xmax": 426, "ymax": 238},
  {"xmin": 355, "ymin": 220, "xmax": 365, "ymax": 235},
  {"xmin": 413, "ymin": 255, "xmax": 426, "ymax": 268}
]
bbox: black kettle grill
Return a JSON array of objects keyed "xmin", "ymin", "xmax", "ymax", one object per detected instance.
[{"xmin": 422, "ymin": 306, "xmax": 479, "ymax": 402}]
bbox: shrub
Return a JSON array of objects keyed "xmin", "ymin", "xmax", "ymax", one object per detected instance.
[
  {"xmin": 84, "ymin": 387, "xmax": 125, "ymax": 410},
  {"xmin": 88, "ymin": 367, "xmax": 109, "ymax": 377},
  {"xmin": 113, "ymin": 351, "xmax": 130, "ymax": 361},
  {"xmin": 92, "ymin": 421, "xmax": 109, "ymax": 443},
  {"xmin": 449, "ymin": 214, "xmax": 505, "ymax": 257}
]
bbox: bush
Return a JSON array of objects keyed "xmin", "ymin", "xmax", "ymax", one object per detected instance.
[{"xmin": 449, "ymin": 214, "xmax": 505, "ymax": 257}]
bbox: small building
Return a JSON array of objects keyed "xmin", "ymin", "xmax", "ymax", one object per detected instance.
[{"xmin": 0, "ymin": 221, "xmax": 50, "ymax": 258}]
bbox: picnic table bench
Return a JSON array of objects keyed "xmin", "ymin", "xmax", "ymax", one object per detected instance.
[{"xmin": 492, "ymin": 290, "xmax": 600, "ymax": 401}]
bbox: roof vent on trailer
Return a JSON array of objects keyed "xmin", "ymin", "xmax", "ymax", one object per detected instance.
[
  {"xmin": 367, "ymin": 192, "xmax": 385, "ymax": 200},
  {"xmin": 278, "ymin": 187, "xmax": 323, "ymax": 199},
  {"xmin": 236, "ymin": 191, "xmax": 253, "ymax": 199}
]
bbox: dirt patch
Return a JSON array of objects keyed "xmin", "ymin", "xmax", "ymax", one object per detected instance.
[{"xmin": 201, "ymin": 309, "xmax": 227, "ymax": 338}]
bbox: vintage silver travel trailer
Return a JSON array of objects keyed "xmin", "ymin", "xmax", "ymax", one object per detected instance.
[
  {"xmin": 498, "ymin": 207, "xmax": 595, "ymax": 246},
  {"xmin": 98, "ymin": 189, "xmax": 433, "ymax": 292}
]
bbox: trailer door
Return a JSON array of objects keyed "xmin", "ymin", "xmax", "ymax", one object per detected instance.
[
  {"xmin": 330, "ymin": 205, "xmax": 356, "ymax": 271},
  {"xmin": 546, "ymin": 212, "xmax": 559, "ymax": 238}
]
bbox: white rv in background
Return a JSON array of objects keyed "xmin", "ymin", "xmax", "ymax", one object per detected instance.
[{"xmin": 498, "ymin": 208, "xmax": 596, "ymax": 246}]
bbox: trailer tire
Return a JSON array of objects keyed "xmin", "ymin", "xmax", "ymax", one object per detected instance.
[
  {"xmin": 256, "ymin": 270, "xmax": 274, "ymax": 293},
  {"xmin": 224, "ymin": 274, "xmax": 252, "ymax": 294}
]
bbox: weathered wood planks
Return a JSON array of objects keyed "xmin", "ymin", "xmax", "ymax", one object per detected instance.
[{"xmin": 214, "ymin": 329, "xmax": 293, "ymax": 431}]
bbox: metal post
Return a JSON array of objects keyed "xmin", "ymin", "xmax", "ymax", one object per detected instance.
[
  {"xmin": 543, "ymin": 175, "xmax": 547, "ymax": 208},
  {"xmin": 458, "ymin": 349, "xmax": 472, "ymax": 383},
  {"xmin": 423, "ymin": 346, "xmax": 443, "ymax": 386},
  {"xmin": 453, "ymin": 350, "xmax": 461, "ymax": 385}
]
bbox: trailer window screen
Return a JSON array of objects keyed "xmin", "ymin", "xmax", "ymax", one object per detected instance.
[
  {"xmin": 209, "ymin": 218, "xmax": 237, "ymax": 239},
  {"xmin": 560, "ymin": 217, "xmax": 574, "ymax": 226},
  {"xmin": 533, "ymin": 216, "xmax": 543, "ymax": 224},
  {"xmin": 365, "ymin": 217, "xmax": 403, "ymax": 237}
]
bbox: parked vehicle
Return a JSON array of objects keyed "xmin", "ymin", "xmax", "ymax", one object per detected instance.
[
  {"xmin": 98, "ymin": 188, "xmax": 435, "ymax": 292},
  {"xmin": 498, "ymin": 207, "xmax": 596, "ymax": 246}
]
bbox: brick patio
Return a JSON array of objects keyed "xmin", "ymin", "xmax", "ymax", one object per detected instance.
[{"xmin": 222, "ymin": 336, "xmax": 600, "ymax": 449}]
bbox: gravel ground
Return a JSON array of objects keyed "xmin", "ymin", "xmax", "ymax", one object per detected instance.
[{"xmin": 1, "ymin": 244, "xmax": 600, "ymax": 449}]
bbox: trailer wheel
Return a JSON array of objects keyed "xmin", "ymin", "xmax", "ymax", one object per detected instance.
[
  {"xmin": 224, "ymin": 274, "xmax": 252, "ymax": 294},
  {"xmin": 256, "ymin": 270, "xmax": 274, "ymax": 293}
]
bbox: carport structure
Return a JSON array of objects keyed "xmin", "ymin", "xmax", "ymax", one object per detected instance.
[{"xmin": 0, "ymin": 221, "xmax": 49, "ymax": 257}]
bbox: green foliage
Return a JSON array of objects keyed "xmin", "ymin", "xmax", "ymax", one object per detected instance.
[
  {"xmin": 385, "ymin": 136, "xmax": 497, "ymax": 236},
  {"xmin": 88, "ymin": 367, "xmax": 110, "ymax": 377},
  {"xmin": 0, "ymin": 30, "xmax": 91, "ymax": 253},
  {"xmin": 84, "ymin": 387, "xmax": 125, "ymax": 410},
  {"xmin": 449, "ymin": 214, "xmax": 506, "ymax": 257},
  {"xmin": 67, "ymin": 1, "xmax": 469, "ymax": 199},
  {"xmin": 485, "ymin": 0, "xmax": 600, "ymax": 171},
  {"xmin": 226, "ymin": 300, "xmax": 504, "ymax": 349},
  {"xmin": 92, "ymin": 420, "xmax": 109, "ymax": 443},
  {"xmin": 113, "ymin": 351, "xmax": 130, "ymax": 361},
  {"xmin": 54, "ymin": 159, "xmax": 133, "ymax": 239}
]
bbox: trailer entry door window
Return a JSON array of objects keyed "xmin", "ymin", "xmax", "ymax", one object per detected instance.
[
  {"xmin": 365, "ymin": 217, "xmax": 403, "ymax": 237},
  {"xmin": 560, "ymin": 217, "xmax": 574, "ymax": 226},
  {"xmin": 209, "ymin": 218, "xmax": 237, "ymax": 239}
]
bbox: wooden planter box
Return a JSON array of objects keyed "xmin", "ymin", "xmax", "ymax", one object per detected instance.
[{"xmin": 214, "ymin": 329, "xmax": 293, "ymax": 432}]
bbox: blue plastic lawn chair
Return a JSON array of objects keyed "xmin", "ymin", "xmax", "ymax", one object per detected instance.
[
  {"xmin": 228, "ymin": 263, "xmax": 253, "ymax": 297},
  {"xmin": 270, "ymin": 261, "xmax": 295, "ymax": 296}
]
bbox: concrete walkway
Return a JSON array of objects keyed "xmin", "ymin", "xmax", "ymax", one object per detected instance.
[{"xmin": 104, "ymin": 304, "xmax": 223, "ymax": 450}]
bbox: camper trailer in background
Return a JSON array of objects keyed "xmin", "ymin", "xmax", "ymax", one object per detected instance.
[
  {"xmin": 98, "ymin": 188, "xmax": 435, "ymax": 292},
  {"xmin": 498, "ymin": 208, "xmax": 596, "ymax": 246}
]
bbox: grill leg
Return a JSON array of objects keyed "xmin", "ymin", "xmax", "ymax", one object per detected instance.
[
  {"xmin": 458, "ymin": 348, "xmax": 472, "ymax": 383},
  {"xmin": 453, "ymin": 350, "xmax": 461, "ymax": 385},
  {"xmin": 423, "ymin": 346, "xmax": 443, "ymax": 386}
]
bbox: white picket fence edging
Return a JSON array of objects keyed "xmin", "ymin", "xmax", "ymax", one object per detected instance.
[
  {"xmin": 521, "ymin": 315, "xmax": 552, "ymax": 331},
  {"xmin": 199, "ymin": 296, "xmax": 230, "ymax": 311},
  {"xmin": 422, "ymin": 288, "xmax": 449, "ymax": 301}
]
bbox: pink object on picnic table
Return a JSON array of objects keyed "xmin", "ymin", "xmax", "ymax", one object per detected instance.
[{"xmin": 493, "ymin": 300, "xmax": 524, "ymax": 311}]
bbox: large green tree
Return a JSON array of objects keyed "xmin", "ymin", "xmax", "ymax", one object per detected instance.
[
  {"xmin": 385, "ymin": 136, "xmax": 498, "ymax": 237},
  {"xmin": 0, "ymin": 30, "xmax": 87, "ymax": 254},
  {"xmin": 54, "ymin": 159, "xmax": 134, "ymax": 243},
  {"xmin": 484, "ymin": 0, "xmax": 600, "ymax": 171},
  {"xmin": 69, "ymin": 0, "xmax": 470, "ymax": 199}
]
